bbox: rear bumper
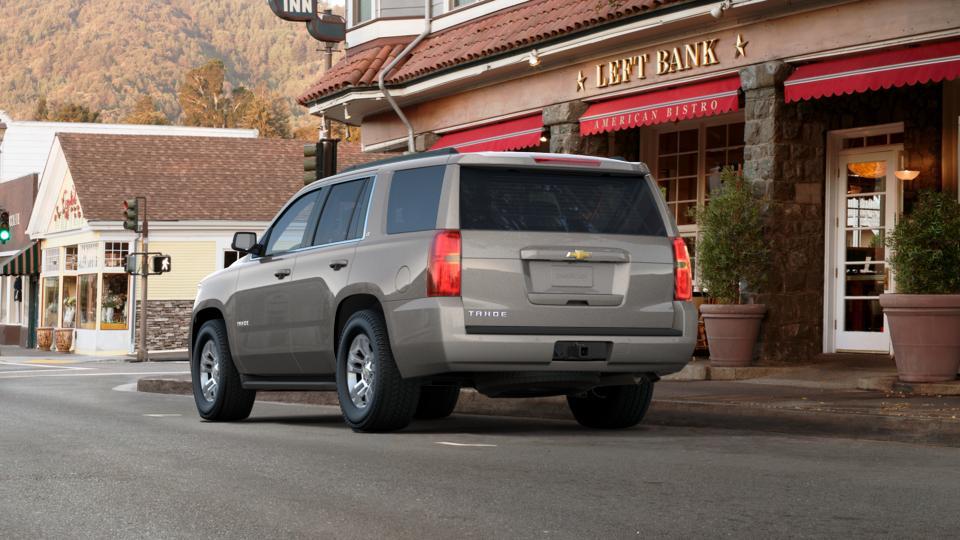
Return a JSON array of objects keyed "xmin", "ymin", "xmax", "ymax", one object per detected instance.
[{"xmin": 383, "ymin": 297, "xmax": 697, "ymax": 378}]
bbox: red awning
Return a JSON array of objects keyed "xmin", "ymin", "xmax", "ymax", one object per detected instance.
[
  {"xmin": 785, "ymin": 40, "xmax": 960, "ymax": 103},
  {"xmin": 579, "ymin": 77, "xmax": 740, "ymax": 136},
  {"xmin": 431, "ymin": 115, "xmax": 543, "ymax": 152}
]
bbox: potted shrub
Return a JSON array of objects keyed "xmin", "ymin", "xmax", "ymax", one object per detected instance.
[
  {"xmin": 55, "ymin": 327, "xmax": 74, "ymax": 352},
  {"xmin": 880, "ymin": 191, "xmax": 960, "ymax": 382},
  {"xmin": 36, "ymin": 327, "xmax": 53, "ymax": 351},
  {"xmin": 695, "ymin": 168, "xmax": 769, "ymax": 367}
]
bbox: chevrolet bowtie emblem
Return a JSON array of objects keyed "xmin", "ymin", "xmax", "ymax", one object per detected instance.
[{"xmin": 565, "ymin": 250, "xmax": 592, "ymax": 261}]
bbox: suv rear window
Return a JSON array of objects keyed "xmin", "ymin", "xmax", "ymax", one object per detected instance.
[
  {"xmin": 459, "ymin": 167, "xmax": 667, "ymax": 236},
  {"xmin": 387, "ymin": 166, "xmax": 445, "ymax": 234}
]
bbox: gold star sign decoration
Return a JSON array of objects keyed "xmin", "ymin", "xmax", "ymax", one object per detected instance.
[
  {"xmin": 735, "ymin": 34, "xmax": 748, "ymax": 58},
  {"xmin": 576, "ymin": 70, "xmax": 587, "ymax": 92}
]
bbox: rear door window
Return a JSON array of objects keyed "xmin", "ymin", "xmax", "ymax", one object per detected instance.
[
  {"xmin": 313, "ymin": 179, "xmax": 368, "ymax": 246},
  {"xmin": 387, "ymin": 166, "xmax": 445, "ymax": 234},
  {"xmin": 459, "ymin": 167, "xmax": 667, "ymax": 236}
]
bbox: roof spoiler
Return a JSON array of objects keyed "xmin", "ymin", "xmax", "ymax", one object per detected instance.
[{"xmin": 340, "ymin": 147, "xmax": 457, "ymax": 173}]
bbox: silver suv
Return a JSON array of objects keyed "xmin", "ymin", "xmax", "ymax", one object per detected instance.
[{"xmin": 190, "ymin": 151, "xmax": 696, "ymax": 432}]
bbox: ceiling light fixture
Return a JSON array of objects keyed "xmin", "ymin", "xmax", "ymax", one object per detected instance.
[
  {"xmin": 895, "ymin": 152, "xmax": 919, "ymax": 181},
  {"xmin": 528, "ymin": 49, "xmax": 542, "ymax": 67},
  {"xmin": 710, "ymin": 0, "xmax": 733, "ymax": 19}
]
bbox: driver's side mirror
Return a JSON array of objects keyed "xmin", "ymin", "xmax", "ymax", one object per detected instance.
[{"xmin": 232, "ymin": 232, "xmax": 261, "ymax": 256}]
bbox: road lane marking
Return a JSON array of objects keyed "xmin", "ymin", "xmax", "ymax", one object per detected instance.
[
  {"xmin": 435, "ymin": 441, "xmax": 497, "ymax": 448},
  {"xmin": 0, "ymin": 370, "xmax": 189, "ymax": 379},
  {"xmin": 20, "ymin": 359, "xmax": 78, "ymax": 365},
  {"xmin": 143, "ymin": 414, "xmax": 182, "ymax": 418},
  {"xmin": 0, "ymin": 360, "xmax": 88, "ymax": 371}
]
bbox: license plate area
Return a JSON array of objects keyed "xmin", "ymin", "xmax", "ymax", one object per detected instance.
[
  {"xmin": 552, "ymin": 341, "xmax": 612, "ymax": 361},
  {"xmin": 550, "ymin": 264, "xmax": 593, "ymax": 287}
]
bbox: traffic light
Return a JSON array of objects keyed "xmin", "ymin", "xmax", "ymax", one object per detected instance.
[
  {"xmin": 123, "ymin": 198, "xmax": 139, "ymax": 232},
  {"xmin": 304, "ymin": 143, "xmax": 319, "ymax": 184},
  {"xmin": 152, "ymin": 255, "xmax": 172, "ymax": 274},
  {"xmin": 0, "ymin": 212, "xmax": 9, "ymax": 244}
]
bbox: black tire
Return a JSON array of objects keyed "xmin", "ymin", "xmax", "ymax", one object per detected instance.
[
  {"xmin": 414, "ymin": 385, "xmax": 460, "ymax": 420},
  {"xmin": 191, "ymin": 319, "xmax": 256, "ymax": 421},
  {"xmin": 336, "ymin": 310, "xmax": 420, "ymax": 432},
  {"xmin": 566, "ymin": 378, "xmax": 654, "ymax": 429}
]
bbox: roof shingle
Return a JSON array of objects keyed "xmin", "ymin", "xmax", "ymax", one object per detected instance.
[{"xmin": 299, "ymin": 0, "xmax": 684, "ymax": 105}]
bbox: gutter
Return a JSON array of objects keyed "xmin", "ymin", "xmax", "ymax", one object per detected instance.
[{"xmin": 377, "ymin": 0, "xmax": 433, "ymax": 153}]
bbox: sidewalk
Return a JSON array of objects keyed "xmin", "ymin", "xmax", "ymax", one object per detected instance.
[
  {"xmin": 137, "ymin": 357, "xmax": 960, "ymax": 446},
  {"xmin": 0, "ymin": 345, "xmax": 188, "ymax": 363}
]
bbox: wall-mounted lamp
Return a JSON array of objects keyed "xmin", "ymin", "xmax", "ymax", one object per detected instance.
[
  {"xmin": 343, "ymin": 104, "xmax": 351, "ymax": 120},
  {"xmin": 710, "ymin": 0, "xmax": 733, "ymax": 19},
  {"xmin": 895, "ymin": 150, "xmax": 919, "ymax": 181},
  {"xmin": 527, "ymin": 49, "xmax": 542, "ymax": 68},
  {"xmin": 539, "ymin": 130, "xmax": 549, "ymax": 143}
]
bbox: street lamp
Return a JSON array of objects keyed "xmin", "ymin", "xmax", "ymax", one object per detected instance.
[{"xmin": 0, "ymin": 122, "xmax": 7, "ymax": 180}]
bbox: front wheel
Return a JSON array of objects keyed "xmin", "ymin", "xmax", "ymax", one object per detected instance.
[
  {"xmin": 191, "ymin": 319, "xmax": 255, "ymax": 421},
  {"xmin": 336, "ymin": 310, "xmax": 420, "ymax": 432},
  {"xmin": 566, "ymin": 379, "xmax": 654, "ymax": 429}
]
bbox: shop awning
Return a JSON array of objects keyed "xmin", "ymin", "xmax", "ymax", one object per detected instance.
[
  {"xmin": 579, "ymin": 76, "xmax": 741, "ymax": 136},
  {"xmin": 785, "ymin": 40, "xmax": 960, "ymax": 103},
  {"xmin": 430, "ymin": 115, "xmax": 544, "ymax": 152},
  {"xmin": 1, "ymin": 242, "xmax": 40, "ymax": 276}
]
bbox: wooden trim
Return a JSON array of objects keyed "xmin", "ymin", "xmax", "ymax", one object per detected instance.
[{"xmin": 943, "ymin": 79, "xmax": 960, "ymax": 198}]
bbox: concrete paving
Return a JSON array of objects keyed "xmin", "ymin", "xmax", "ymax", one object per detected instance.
[{"xmin": 3, "ymin": 359, "xmax": 960, "ymax": 538}]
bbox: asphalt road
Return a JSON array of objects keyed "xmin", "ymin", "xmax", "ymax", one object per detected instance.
[{"xmin": 1, "ymin": 359, "xmax": 959, "ymax": 539}]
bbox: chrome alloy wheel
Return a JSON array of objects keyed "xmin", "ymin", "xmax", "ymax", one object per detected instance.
[
  {"xmin": 198, "ymin": 340, "xmax": 221, "ymax": 403},
  {"xmin": 346, "ymin": 334, "xmax": 376, "ymax": 409}
]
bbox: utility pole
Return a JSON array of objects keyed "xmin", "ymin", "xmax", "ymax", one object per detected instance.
[{"xmin": 138, "ymin": 197, "xmax": 148, "ymax": 362}]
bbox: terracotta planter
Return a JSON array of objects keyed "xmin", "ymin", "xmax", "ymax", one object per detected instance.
[
  {"xmin": 55, "ymin": 328, "xmax": 74, "ymax": 353},
  {"xmin": 700, "ymin": 304, "xmax": 766, "ymax": 367},
  {"xmin": 879, "ymin": 294, "xmax": 960, "ymax": 383},
  {"xmin": 36, "ymin": 327, "xmax": 54, "ymax": 351}
]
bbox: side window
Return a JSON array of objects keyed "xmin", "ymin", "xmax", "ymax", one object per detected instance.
[
  {"xmin": 313, "ymin": 179, "xmax": 367, "ymax": 246},
  {"xmin": 264, "ymin": 191, "xmax": 321, "ymax": 256},
  {"xmin": 348, "ymin": 179, "xmax": 374, "ymax": 240},
  {"xmin": 387, "ymin": 166, "xmax": 445, "ymax": 234}
]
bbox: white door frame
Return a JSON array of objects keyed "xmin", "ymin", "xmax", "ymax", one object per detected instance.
[{"xmin": 823, "ymin": 122, "xmax": 903, "ymax": 354}]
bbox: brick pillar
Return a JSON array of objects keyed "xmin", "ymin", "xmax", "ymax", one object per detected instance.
[
  {"xmin": 415, "ymin": 132, "xmax": 440, "ymax": 153},
  {"xmin": 543, "ymin": 101, "xmax": 588, "ymax": 154},
  {"xmin": 740, "ymin": 61, "xmax": 826, "ymax": 363}
]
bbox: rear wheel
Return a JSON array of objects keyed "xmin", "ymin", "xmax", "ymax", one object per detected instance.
[
  {"xmin": 336, "ymin": 310, "xmax": 420, "ymax": 432},
  {"xmin": 415, "ymin": 385, "xmax": 460, "ymax": 420},
  {"xmin": 566, "ymin": 378, "xmax": 654, "ymax": 429},
  {"xmin": 191, "ymin": 319, "xmax": 255, "ymax": 421}
]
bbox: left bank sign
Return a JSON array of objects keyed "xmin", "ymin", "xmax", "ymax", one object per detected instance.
[{"xmin": 267, "ymin": 0, "xmax": 316, "ymax": 22}]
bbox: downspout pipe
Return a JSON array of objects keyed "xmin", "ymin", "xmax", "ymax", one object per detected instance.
[{"xmin": 378, "ymin": 0, "xmax": 432, "ymax": 153}]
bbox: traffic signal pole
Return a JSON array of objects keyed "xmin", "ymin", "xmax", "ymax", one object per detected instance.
[{"xmin": 138, "ymin": 197, "xmax": 149, "ymax": 363}]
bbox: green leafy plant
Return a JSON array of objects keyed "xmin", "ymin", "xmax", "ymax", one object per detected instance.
[
  {"xmin": 887, "ymin": 190, "xmax": 960, "ymax": 294},
  {"xmin": 694, "ymin": 167, "xmax": 769, "ymax": 304}
]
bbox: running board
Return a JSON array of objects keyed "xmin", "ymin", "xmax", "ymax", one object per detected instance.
[{"xmin": 240, "ymin": 376, "xmax": 337, "ymax": 391}]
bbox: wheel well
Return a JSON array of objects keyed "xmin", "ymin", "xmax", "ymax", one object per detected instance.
[
  {"xmin": 335, "ymin": 294, "xmax": 383, "ymax": 350},
  {"xmin": 192, "ymin": 307, "xmax": 224, "ymax": 349}
]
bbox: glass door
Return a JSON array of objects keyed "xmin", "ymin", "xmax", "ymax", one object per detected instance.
[{"xmin": 834, "ymin": 150, "xmax": 898, "ymax": 352}]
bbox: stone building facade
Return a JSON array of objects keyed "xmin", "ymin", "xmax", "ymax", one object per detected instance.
[{"xmin": 300, "ymin": 0, "xmax": 960, "ymax": 362}]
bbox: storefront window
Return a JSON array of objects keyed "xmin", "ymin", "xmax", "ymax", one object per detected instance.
[
  {"xmin": 61, "ymin": 276, "xmax": 78, "ymax": 328},
  {"xmin": 64, "ymin": 246, "xmax": 78, "ymax": 271},
  {"xmin": 43, "ymin": 248, "xmax": 59, "ymax": 273},
  {"xmin": 101, "ymin": 274, "xmax": 129, "ymax": 330},
  {"xmin": 104, "ymin": 242, "xmax": 129, "ymax": 268},
  {"xmin": 78, "ymin": 274, "xmax": 98, "ymax": 330},
  {"xmin": 42, "ymin": 277, "xmax": 59, "ymax": 327},
  {"xmin": 658, "ymin": 128, "xmax": 700, "ymax": 226},
  {"xmin": 79, "ymin": 242, "xmax": 100, "ymax": 271}
]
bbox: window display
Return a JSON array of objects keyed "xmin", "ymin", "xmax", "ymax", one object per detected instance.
[
  {"xmin": 101, "ymin": 274, "xmax": 129, "ymax": 330},
  {"xmin": 42, "ymin": 277, "xmax": 59, "ymax": 327},
  {"xmin": 78, "ymin": 274, "xmax": 98, "ymax": 329},
  {"xmin": 61, "ymin": 276, "xmax": 78, "ymax": 328}
]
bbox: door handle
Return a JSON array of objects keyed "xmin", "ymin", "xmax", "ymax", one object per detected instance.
[
  {"xmin": 329, "ymin": 260, "xmax": 349, "ymax": 271},
  {"xmin": 274, "ymin": 269, "xmax": 291, "ymax": 280}
]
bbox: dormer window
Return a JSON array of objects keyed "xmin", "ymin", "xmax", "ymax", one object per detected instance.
[{"xmin": 355, "ymin": 0, "xmax": 374, "ymax": 24}]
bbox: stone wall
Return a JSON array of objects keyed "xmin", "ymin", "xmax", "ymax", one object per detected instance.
[{"xmin": 133, "ymin": 299, "xmax": 192, "ymax": 351}]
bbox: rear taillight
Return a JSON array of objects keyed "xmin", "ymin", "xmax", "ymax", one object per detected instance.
[
  {"xmin": 428, "ymin": 230, "xmax": 461, "ymax": 297},
  {"xmin": 672, "ymin": 237, "xmax": 693, "ymax": 301}
]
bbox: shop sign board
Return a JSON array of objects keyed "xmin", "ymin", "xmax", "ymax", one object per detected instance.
[
  {"xmin": 576, "ymin": 34, "xmax": 749, "ymax": 93},
  {"xmin": 267, "ymin": 0, "xmax": 316, "ymax": 22},
  {"xmin": 49, "ymin": 176, "xmax": 85, "ymax": 233}
]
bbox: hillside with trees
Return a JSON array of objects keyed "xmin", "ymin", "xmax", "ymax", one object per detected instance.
[{"xmin": 0, "ymin": 0, "xmax": 337, "ymax": 128}]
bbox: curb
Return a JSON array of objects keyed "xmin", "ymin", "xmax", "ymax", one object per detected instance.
[
  {"xmin": 858, "ymin": 375, "xmax": 960, "ymax": 396},
  {"xmin": 136, "ymin": 377, "xmax": 960, "ymax": 446}
]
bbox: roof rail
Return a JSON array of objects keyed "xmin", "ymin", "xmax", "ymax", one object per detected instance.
[{"xmin": 340, "ymin": 147, "xmax": 457, "ymax": 173}]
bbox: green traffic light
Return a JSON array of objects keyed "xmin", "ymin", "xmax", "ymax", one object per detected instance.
[{"xmin": 0, "ymin": 230, "xmax": 10, "ymax": 242}]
